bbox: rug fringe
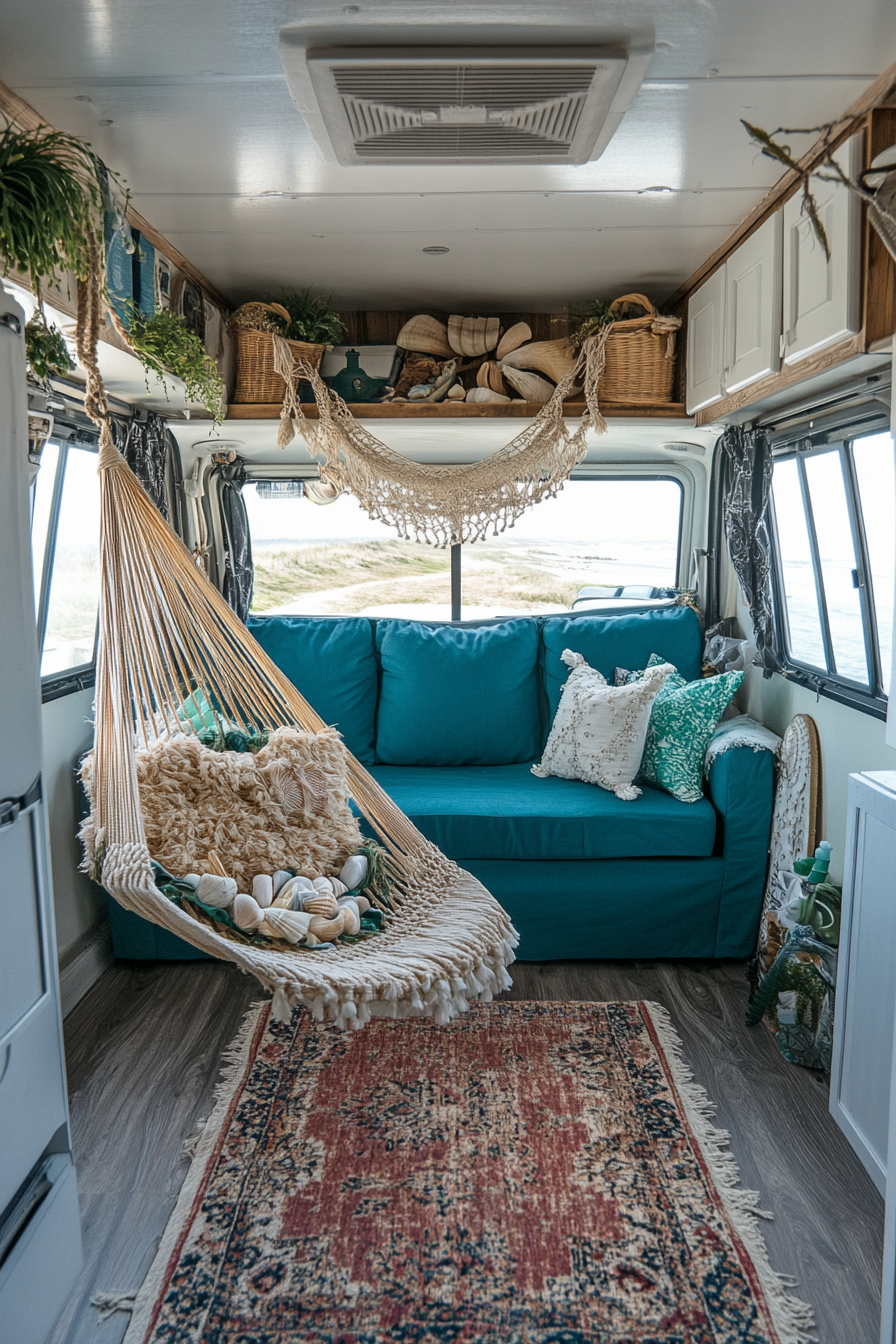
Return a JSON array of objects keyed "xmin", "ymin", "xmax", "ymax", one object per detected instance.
[
  {"xmin": 123, "ymin": 1001, "xmax": 269, "ymax": 1344},
  {"xmin": 643, "ymin": 1001, "xmax": 819, "ymax": 1344}
]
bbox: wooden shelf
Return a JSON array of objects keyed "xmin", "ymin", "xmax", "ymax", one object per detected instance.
[{"xmin": 227, "ymin": 401, "xmax": 688, "ymax": 421}]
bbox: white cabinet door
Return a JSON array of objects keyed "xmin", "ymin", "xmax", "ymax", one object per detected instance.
[
  {"xmin": 685, "ymin": 265, "xmax": 726, "ymax": 414},
  {"xmin": 782, "ymin": 135, "xmax": 861, "ymax": 365},
  {"xmin": 723, "ymin": 213, "xmax": 782, "ymax": 392},
  {"xmin": 830, "ymin": 770, "xmax": 896, "ymax": 1195}
]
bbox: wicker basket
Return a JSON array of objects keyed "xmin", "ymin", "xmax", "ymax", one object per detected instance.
[
  {"xmin": 231, "ymin": 303, "xmax": 326, "ymax": 404},
  {"xmin": 601, "ymin": 293, "xmax": 680, "ymax": 404}
]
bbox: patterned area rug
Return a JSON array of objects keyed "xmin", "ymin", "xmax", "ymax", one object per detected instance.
[{"xmin": 121, "ymin": 1001, "xmax": 814, "ymax": 1343}]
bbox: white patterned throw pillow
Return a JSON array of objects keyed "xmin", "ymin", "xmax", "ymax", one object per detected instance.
[{"xmin": 532, "ymin": 650, "xmax": 673, "ymax": 800}]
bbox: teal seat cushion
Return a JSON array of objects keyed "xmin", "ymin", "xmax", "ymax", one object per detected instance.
[
  {"xmin": 366, "ymin": 763, "xmax": 717, "ymax": 860},
  {"xmin": 542, "ymin": 606, "xmax": 703, "ymax": 722},
  {"xmin": 375, "ymin": 620, "xmax": 540, "ymax": 766},
  {"xmin": 246, "ymin": 615, "xmax": 377, "ymax": 763}
]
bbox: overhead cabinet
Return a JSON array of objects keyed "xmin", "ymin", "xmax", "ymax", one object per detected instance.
[
  {"xmin": 723, "ymin": 213, "xmax": 783, "ymax": 392},
  {"xmin": 685, "ymin": 266, "xmax": 727, "ymax": 415},
  {"xmin": 781, "ymin": 136, "xmax": 862, "ymax": 365}
]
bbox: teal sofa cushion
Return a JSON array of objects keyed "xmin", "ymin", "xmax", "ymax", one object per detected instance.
[
  {"xmin": 542, "ymin": 606, "xmax": 703, "ymax": 722},
  {"xmin": 246, "ymin": 615, "xmax": 377, "ymax": 763},
  {"xmin": 375, "ymin": 620, "xmax": 540, "ymax": 765},
  {"xmin": 366, "ymin": 763, "xmax": 717, "ymax": 860}
]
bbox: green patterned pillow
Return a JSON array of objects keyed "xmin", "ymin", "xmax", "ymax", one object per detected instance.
[{"xmin": 639, "ymin": 662, "xmax": 743, "ymax": 803}]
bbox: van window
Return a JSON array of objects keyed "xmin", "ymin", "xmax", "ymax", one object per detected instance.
[
  {"xmin": 770, "ymin": 427, "xmax": 894, "ymax": 709},
  {"xmin": 245, "ymin": 475, "xmax": 683, "ymax": 619},
  {"xmin": 31, "ymin": 440, "xmax": 101, "ymax": 686}
]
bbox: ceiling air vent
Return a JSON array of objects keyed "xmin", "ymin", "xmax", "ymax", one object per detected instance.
[{"xmin": 281, "ymin": 44, "xmax": 646, "ymax": 166}]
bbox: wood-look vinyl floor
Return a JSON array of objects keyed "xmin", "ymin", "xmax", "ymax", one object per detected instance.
[{"xmin": 48, "ymin": 958, "xmax": 884, "ymax": 1344}]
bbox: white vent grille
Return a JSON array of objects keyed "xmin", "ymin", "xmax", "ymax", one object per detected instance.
[{"xmin": 292, "ymin": 46, "xmax": 637, "ymax": 165}]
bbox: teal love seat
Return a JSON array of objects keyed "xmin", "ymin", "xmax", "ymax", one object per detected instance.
[{"xmin": 104, "ymin": 605, "xmax": 773, "ymax": 963}]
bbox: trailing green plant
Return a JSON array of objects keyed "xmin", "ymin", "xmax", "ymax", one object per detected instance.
[
  {"xmin": 123, "ymin": 302, "xmax": 226, "ymax": 422},
  {"xmin": 0, "ymin": 119, "xmax": 108, "ymax": 287},
  {"xmin": 270, "ymin": 288, "xmax": 344, "ymax": 345},
  {"xmin": 24, "ymin": 310, "xmax": 74, "ymax": 379},
  {"xmin": 567, "ymin": 298, "xmax": 615, "ymax": 351}
]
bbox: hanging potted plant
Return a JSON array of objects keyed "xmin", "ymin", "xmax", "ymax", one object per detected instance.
[{"xmin": 122, "ymin": 302, "xmax": 227, "ymax": 423}]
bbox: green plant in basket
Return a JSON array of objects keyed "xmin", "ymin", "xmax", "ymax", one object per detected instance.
[
  {"xmin": 124, "ymin": 302, "xmax": 226, "ymax": 422},
  {"xmin": 567, "ymin": 299, "xmax": 615, "ymax": 351},
  {"xmin": 24, "ymin": 310, "xmax": 75, "ymax": 379},
  {"xmin": 270, "ymin": 289, "xmax": 344, "ymax": 345}
]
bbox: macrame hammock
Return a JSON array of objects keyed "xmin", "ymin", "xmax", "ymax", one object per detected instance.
[
  {"xmin": 272, "ymin": 327, "xmax": 615, "ymax": 545},
  {"xmin": 77, "ymin": 237, "xmax": 619, "ymax": 1027}
]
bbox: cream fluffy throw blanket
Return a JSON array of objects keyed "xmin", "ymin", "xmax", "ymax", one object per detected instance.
[{"xmin": 81, "ymin": 727, "xmax": 363, "ymax": 891}]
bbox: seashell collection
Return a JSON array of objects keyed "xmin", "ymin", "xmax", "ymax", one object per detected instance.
[
  {"xmin": 175, "ymin": 852, "xmax": 374, "ymax": 949},
  {"xmin": 391, "ymin": 312, "xmax": 577, "ymax": 406}
]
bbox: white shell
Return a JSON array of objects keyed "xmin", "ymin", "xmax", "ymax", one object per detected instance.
[
  {"xmin": 233, "ymin": 893, "xmax": 265, "ymax": 930},
  {"xmin": 304, "ymin": 892, "xmax": 338, "ymax": 917},
  {"xmin": 272, "ymin": 870, "xmax": 293, "ymax": 896},
  {"xmin": 181, "ymin": 874, "xmax": 201, "ymax": 890},
  {"xmin": 495, "ymin": 322, "xmax": 532, "ymax": 360},
  {"xmin": 262, "ymin": 907, "xmax": 313, "ymax": 944},
  {"xmin": 197, "ymin": 874, "xmax": 237, "ymax": 908},
  {"xmin": 338, "ymin": 897, "xmax": 361, "ymax": 935},
  {"xmin": 465, "ymin": 387, "xmax": 510, "ymax": 404},
  {"xmin": 313, "ymin": 876, "xmax": 335, "ymax": 895},
  {"xmin": 445, "ymin": 383, "xmax": 466, "ymax": 400},
  {"xmin": 499, "ymin": 366, "xmax": 555, "ymax": 402},
  {"xmin": 252, "ymin": 874, "xmax": 273, "ymax": 909},
  {"xmin": 339, "ymin": 854, "xmax": 369, "ymax": 890}
]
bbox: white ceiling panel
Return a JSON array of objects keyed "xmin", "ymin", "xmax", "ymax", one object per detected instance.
[{"xmin": 1, "ymin": 0, "xmax": 894, "ymax": 306}]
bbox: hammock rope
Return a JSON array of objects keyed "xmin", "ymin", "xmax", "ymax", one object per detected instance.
[
  {"xmin": 273, "ymin": 328, "xmax": 611, "ymax": 547},
  {"xmin": 76, "ymin": 256, "xmax": 518, "ymax": 1029}
]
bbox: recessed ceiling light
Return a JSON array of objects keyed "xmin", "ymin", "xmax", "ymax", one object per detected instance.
[{"xmin": 422, "ymin": 245, "xmax": 450, "ymax": 255}]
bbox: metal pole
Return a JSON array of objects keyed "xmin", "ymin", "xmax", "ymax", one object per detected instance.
[{"xmin": 450, "ymin": 542, "xmax": 461, "ymax": 621}]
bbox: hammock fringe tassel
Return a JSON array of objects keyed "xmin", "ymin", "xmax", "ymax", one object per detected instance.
[{"xmin": 272, "ymin": 329, "xmax": 612, "ymax": 547}]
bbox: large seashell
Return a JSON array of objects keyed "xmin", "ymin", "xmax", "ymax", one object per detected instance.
[
  {"xmin": 465, "ymin": 387, "xmax": 510, "ymax": 404},
  {"xmin": 233, "ymin": 892, "xmax": 265, "ymax": 930},
  {"xmin": 496, "ymin": 322, "xmax": 532, "ymax": 360},
  {"xmin": 339, "ymin": 854, "xmax": 369, "ymax": 891},
  {"xmin": 395, "ymin": 314, "xmax": 453, "ymax": 357},
  {"xmin": 500, "ymin": 337, "xmax": 576, "ymax": 384},
  {"xmin": 180, "ymin": 874, "xmax": 201, "ymax": 890},
  {"xmin": 330, "ymin": 877, "xmax": 348, "ymax": 899},
  {"xmin": 447, "ymin": 315, "xmax": 500, "ymax": 357},
  {"xmin": 446, "ymin": 382, "xmax": 466, "ymax": 400},
  {"xmin": 252, "ymin": 874, "xmax": 273, "ymax": 909},
  {"xmin": 276, "ymin": 876, "xmax": 313, "ymax": 910},
  {"xmin": 313, "ymin": 876, "xmax": 335, "ymax": 895},
  {"xmin": 272, "ymin": 870, "xmax": 293, "ymax": 897},
  {"xmin": 308, "ymin": 910, "xmax": 347, "ymax": 943},
  {"xmin": 197, "ymin": 874, "xmax": 237, "ymax": 908},
  {"xmin": 499, "ymin": 366, "xmax": 555, "ymax": 403}
]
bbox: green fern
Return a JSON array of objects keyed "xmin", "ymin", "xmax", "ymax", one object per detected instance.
[{"xmin": 124, "ymin": 302, "xmax": 226, "ymax": 422}]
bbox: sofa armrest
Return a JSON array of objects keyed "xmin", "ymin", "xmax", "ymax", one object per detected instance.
[{"xmin": 704, "ymin": 744, "xmax": 774, "ymax": 957}]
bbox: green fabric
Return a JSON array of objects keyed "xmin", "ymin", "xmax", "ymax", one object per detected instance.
[
  {"xmin": 541, "ymin": 606, "xmax": 702, "ymax": 725},
  {"xmin": 247, "ymin": 615, "xmax": 378, "ymax": 763},
  {"xmin": 177, "ymin": 687, "xmax": 218, "ymax": 732},
  {"xmin": 366, "ymin": 763, "xmax": 717, "ymax": 860},
  {"xmin": 375, "ymin": 619, "xmax": 541, "ymax": 766},
  {"xmin": 640, "ymin": 667, "xmax": 743, "ymax": 803}
]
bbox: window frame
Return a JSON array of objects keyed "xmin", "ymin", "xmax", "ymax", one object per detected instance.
[
  {"xmin": 31, "ymin": 436, "xmax": 99, "ymax": 702},
  {"xmin": 241, "ymin": 465, "xmax": 690, "ymax": 620},
  {"xmin": 768, "ymin": 404, "xmax": 892, "ymax": 721}
]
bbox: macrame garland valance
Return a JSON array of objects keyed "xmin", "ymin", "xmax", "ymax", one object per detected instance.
[{"xmin": 272, "ymin": 330, "xmax": 611, "ymax": 547}]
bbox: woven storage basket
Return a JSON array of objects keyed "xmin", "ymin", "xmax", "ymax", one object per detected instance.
[
  {"xmin": 601, "ymin": 293, "xmax": 679, "ymax": 404},
  {"xmin": 231, "ymin": 303, "xmax": 326, "ymax": 404}
]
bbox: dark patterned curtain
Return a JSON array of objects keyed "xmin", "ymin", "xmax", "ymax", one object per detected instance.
[
  {"xmin": 215, "ymin": 459, "xmax": 254, "ymax": 622},
  {"xmin": 719, "ymin": 424, "xmax": 782, "ymax": 678},
  {"xmin": 121, "ymin": 412, "xmax": 173, "ymax": 520}
]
